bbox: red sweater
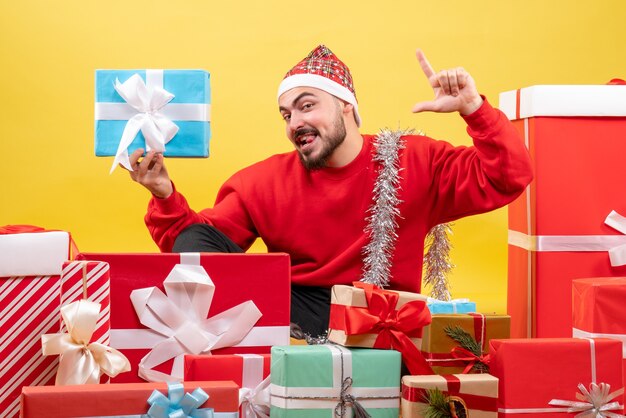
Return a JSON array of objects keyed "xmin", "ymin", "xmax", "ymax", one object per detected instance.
[{"xmin": 146, "ymin": 99, "xmax": 532, "ymax": 293}]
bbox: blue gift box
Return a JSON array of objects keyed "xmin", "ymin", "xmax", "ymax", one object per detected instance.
[
  {"xmin": 427, "ymin": 298, "xmax": 476, "ymax": 314},
  {"xmin": 95, "ymin": 69, "xmax": 211, "ymax": 161}
]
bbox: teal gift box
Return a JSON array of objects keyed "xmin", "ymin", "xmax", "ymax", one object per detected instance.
[
  {"xmin": 95, "ymin": 69, "xmax": 211, "ymax": 167},
  {"xmin": 270, "ymin": 345, "xmax": 401, "ymax": 418},
  {"xmin": 427, "ymin": 298, "xmax": 476, "ymax": 314}
]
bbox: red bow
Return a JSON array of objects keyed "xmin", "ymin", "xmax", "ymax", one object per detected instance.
[
  {"xmin": 330, "ymin": 282, "xmax": 434, "ymax": 375},
  {"xmin": 450, "ymin": 346, "xmax": 491, "ymax": 374},
  {"xmin": 0, "ymin": 225, "xmax": 47, "ymax": 234}
]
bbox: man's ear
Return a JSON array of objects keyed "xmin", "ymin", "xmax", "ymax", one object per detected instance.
[{"xmin": 342, "ymin": 102, "xmax": 354, "ymax": 116}]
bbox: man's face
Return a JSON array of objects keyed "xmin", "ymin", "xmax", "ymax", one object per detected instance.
[{"xmin": 278, "ymin": 87, "xmax": 347, "ymax": 170}]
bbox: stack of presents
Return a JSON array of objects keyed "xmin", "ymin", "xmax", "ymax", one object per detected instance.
[{"xmin": 2, "ymin": 70, "xmax": 626, "ymax": 417}]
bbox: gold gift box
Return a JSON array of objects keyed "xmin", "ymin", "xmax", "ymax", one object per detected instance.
[{"xmin": 421, "ymin": 314, "xmax": 510, "ymax": 374}]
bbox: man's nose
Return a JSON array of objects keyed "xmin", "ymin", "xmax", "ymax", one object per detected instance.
[{"xmin": 288, "ymin": 112, "xmax": 304, "ymax": 131}]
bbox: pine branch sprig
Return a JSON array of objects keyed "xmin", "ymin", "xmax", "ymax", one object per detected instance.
[
  {"xmin": 422, "ymin": 388, "xmax": 468, "ymax": 418},
  {"xmin": 422, "ymin": 388, "xmax": 451, "ymax": 418},
  {"xmin": 444, "ymin": 325, "xmax": 489, "ymax": 373}
]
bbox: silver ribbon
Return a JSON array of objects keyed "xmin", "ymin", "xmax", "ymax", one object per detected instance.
[{"xmin": 549, "ymin": 383, "xmax": 625, "ymax": 418}]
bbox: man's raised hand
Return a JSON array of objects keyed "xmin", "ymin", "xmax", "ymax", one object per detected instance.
[
  {"xmin": 123, "ymin": 149, "xmax": 173, "ymax": 199},
  {"xmin": 412, "ymin": 49, "xmax": 483, "ymax": 116}
]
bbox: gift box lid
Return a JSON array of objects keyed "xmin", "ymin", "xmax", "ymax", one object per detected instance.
[
  {"xmin": 427, "ymin": 298, "xmax": 477, "ymax": 314},
  {"xmin": 499, "ymin": 84, "xmax": 626, "ymax": 120},
  {"xmin": 573, "ymin": 277, "xmax": 626, "ymax": 336},
  {"xmin": 0, "ymin": 229, "xmax": 70, "ymax": 276}
]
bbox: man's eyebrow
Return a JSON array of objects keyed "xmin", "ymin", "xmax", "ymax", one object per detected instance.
[{"xmin": 279, "ymin": 92, "xmax": 316, "ymax": 112}]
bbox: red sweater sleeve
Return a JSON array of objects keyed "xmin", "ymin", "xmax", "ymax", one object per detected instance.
[
  {"xmin": 424, "ymin": 97, "xmax": 533, "ymax": 225},
  {"xmin": 145, "ymin": 174, "xmax": 259, "ymax": 252},
  {"xmin": 144, "ymin": 183, "xmax": 210, "ymax": 252}
]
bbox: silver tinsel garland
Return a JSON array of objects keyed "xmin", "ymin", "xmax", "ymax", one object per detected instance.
[
  {"xmin": 422, "ymin": 223, "xmax": 454, "ymax": 300},
  {"xmin": 360, "ymin": 129, "xmax": 409, "ymax": 288}
]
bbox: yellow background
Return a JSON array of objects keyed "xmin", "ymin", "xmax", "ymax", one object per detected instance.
[{"xmin": 2, "ymin": 1, "xmax": 625, "ymax": 313}]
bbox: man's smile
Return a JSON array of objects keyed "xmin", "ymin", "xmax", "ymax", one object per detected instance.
[{"xmin": 295, "ymin": 129, "xmax": 319, "ymax": 153}]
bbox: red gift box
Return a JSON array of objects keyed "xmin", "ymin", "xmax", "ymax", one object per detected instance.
[
  {"xmin": 185, "ymin": 353, "xmax": 271, "ymax": 418},
  {"xmin": 490, "ymin": 337, "xmax": 624, "ymax": 417},
  {"xmin": 573, "ymin": 277, "xmax": 626, "ymax": 404},
  {"xmin": 76, "ymin": 252, "xmax": 291, "ymax": 383},
  {"xmin": 500, "ymin": 85, "xmax": 626, "ymax": 338},
  {"xmin": 0, "ymin": 227, "xmax": 73, "ymax": 418},
  {"xmin": 20, "ymin": 380, "xmax": 239, "ymax": 417}
]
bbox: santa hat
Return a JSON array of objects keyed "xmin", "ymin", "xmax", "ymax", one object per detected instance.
[{"xmin": 277, "ymin": 45, "xmax": 361, "ymax": 127}]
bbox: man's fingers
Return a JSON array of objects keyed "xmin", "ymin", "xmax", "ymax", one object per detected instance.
[
  {"xmin": 448, "ymin": 70, "xmax": 459, "ymax": 96},
  {"xmin": 138, "ymin": 151, "xmax": 156, "ymax": 172},
  {"xmin": 129, "ymin": 148, "xmax": 145, "ymax": 166},
  {"xmin": 412, "ymin": 100, "xmax": 437, "ymax": 114},
  {"xmin": 416, "ymin": 49, "xmax": 436, "ymax": 80},
  {"xmin": 150, "ymin": 153, "xmax": 164, "ymax": 174},
  {"xmin": 436, "ymin": 71, "xmax": 452, "ymax": 96},
  {"xmin": 456, "ymin": 67, "xmax": 468, "ymax": 90}
]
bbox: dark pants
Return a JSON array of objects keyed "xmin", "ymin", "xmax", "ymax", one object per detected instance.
[{"xmin": 172, "ymin": 224, "xmax": 331, "ymax": 337}]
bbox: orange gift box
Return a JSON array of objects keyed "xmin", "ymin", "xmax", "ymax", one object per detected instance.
[
  {"xmin": 490, "ymin": 338, "xmax": 624, "ymax": 417},
  {"xmin": 500, "ymin": 85, "xmax": 626, "ymax": 338},
  {"xmin": 20, "ymin": 381, "xmax": 239, "ymax": 417},
  {"xmin": 420, "ymin": 314, "xmax": 509, "ymax": 375}
]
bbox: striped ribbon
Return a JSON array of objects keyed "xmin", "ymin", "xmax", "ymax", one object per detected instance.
[{"xmin": 60, "ymin": 261, "xmax": 110, "ymax": 346}]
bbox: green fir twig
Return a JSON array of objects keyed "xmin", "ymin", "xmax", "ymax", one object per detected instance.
[
  {"xmin": 422, "ymin": 387, "xmax": 468, "ymax": 418},
  {"xmin": 422, "ymin": 388, "xmax": 451, "ymax": 418},
  {"xmin": 444, "ymin": 325, "xmax": 489, "ymax": 373}
]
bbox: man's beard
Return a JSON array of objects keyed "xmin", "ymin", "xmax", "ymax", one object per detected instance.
[{"xmin": 296, "ymin": 111, "xmax": 347, "ymax": 171}]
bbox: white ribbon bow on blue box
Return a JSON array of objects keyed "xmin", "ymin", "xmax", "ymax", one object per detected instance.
[{"xmin": 95, "ymin": 69, "xmax": 211, "ymax": 173}]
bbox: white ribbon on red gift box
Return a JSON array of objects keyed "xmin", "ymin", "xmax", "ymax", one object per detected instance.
[
  {"xmin": 509, "ymin": 211, "xmax": 626, "ymax": 266},
  {"xmin": 95, "ymin": 70, "xmax": 211, "ymax": 173},
  {"xmin": 124, "ymin": 258, "xmax": 263, "ymax": 382},
  {"xmin": 497, "ymin": 338, "xmax": 625, "ymax": 416},
  {"xmin": 509, "ymin": 210, "xmax": 626, "ymax": 337},
  {"xmin": 573, "ymin": 329, "xmax": 626, "ymax": 358},
  {"xmin": 238, "ymin": 354, "xmax": 270, "ymax": 418}
]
